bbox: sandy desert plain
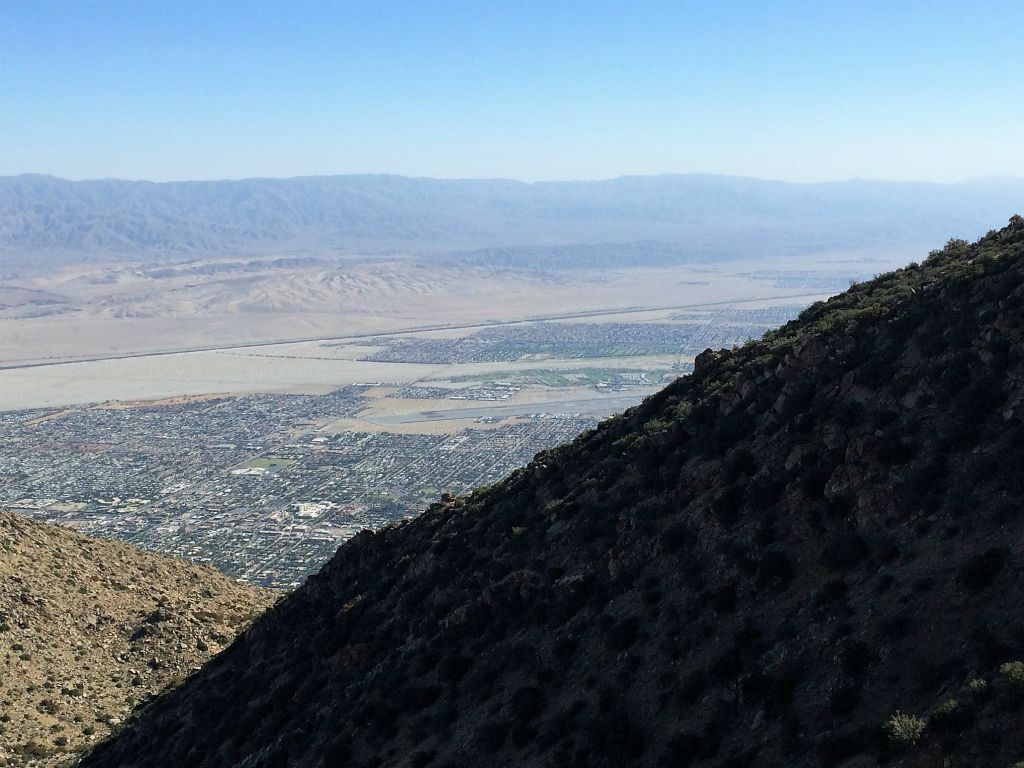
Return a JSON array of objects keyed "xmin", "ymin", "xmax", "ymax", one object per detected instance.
[
  {"xmin": 0, "ymin": 246, "xmax": 915, "ymax": 587},
  {"xmin": 0, "ymin": 248, "xmax": 906, "ymax": 421}
]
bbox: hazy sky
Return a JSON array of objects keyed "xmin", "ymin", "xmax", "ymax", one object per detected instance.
[{"xmin": 2, "ymin": 0, "xmax": 1022, "ymax": 183}]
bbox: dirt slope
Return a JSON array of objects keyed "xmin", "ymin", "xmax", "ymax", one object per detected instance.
[{"xmin": 0, "ymin": 511, "xmax": 275, "ymax": 767}]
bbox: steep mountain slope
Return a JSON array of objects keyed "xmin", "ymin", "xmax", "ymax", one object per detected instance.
[
  {"xmin": 0, "ymin": 511, "xmax": 275, "ymax": 767},
  {"xmin": 84, "ymin": 219, "xmax": 1024, "ymax": 768},
  {"xmin": 3, "ymin": 174, "xmax": 1022, "ymax": 259}
]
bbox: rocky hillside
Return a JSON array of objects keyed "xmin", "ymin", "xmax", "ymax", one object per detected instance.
[
  {"xmin": 0, "ymin": 511, "xmax": 275, "ymax": 767},
  {"xmin": 84, "ymin": 218, "xmax": 1024, "ymax": 768}
]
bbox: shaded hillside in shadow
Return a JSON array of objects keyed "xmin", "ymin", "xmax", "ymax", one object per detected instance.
[{"xmin": 83, "ymin": 218, "xmax": 1024, "ymax": 768}]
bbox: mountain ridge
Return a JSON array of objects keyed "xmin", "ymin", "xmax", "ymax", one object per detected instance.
[
  {"xmin": 10, "ymin": 171, "xmax": 1024, "ymax": 186},
  {"xmin": 2, "ymin": 174, "xmax": 1022, "ymax": 260},
  {"xmin": 79, "ymin": 217, "xmax": 1024, "ymax": 768}
]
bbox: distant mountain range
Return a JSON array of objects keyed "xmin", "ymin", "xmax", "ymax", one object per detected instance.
[{"xmin": 1, "ymin": 174, "xmax": 1022, "ymax": 261}]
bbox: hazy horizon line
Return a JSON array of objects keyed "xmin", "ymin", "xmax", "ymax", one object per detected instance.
[{"xmin": 6, "ymin": 171, "xmax": 1024, "ymax": 188}]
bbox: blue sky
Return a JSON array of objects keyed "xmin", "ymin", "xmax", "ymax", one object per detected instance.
[{"xmin": 1, "ymin": 0, "xmax": 1022, "ymax": 182}]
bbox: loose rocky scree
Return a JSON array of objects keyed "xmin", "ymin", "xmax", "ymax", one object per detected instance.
[{"xmin": 0, "ymin": 511, "xmax": 274, "ymax": 767}]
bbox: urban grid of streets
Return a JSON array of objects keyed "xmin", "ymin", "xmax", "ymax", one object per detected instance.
[
  {"xmin": 0, "ymin": 305, "xmax": 810, "ymax": 589},
  {"xmin": 0, "ymin": 386, "xmax": 597, "ymax": 588}
]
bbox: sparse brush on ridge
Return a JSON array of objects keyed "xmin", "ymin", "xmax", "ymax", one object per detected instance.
[{"xmin": 0, "ymin": 511, "xmax": 274, "ymax": 768}]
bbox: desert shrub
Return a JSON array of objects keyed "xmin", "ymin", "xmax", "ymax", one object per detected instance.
[
  {"xmin": 820, "ymin": 531, "xmax": 869, "ymax": 571},
  {"xmin": 661, "ymin": 732, "xmax": 703, "ymax": 767},
  {"xmin": 725, "ymin": 448, "xmax": 757, "ymax": 480},
  {"xmin": 642, "ymin": 585, "xmax": 662, "ymax": 606},
  {"xmin": 1000, "ymin": 661, "xmax": 1024, "ymax": 685},
  {"xmin": 836, "ymin": 399, "xmax": 864, "ymax": 428},
  {"xmin": 660, "ymin": 522, "xmax": 695, "ymax": 553},
  {"xmin": 973, "ymin": 618, "xmax": 1015, "ymax": 666},
  {"xmin": 927, "ymin": 699, "xmax": 972, "ymax": 734},
  {"xmin": 761, "ymin": 672, "xmax": 798, "ymax": 719},
  {"xmin": 21, "ymin": 741, "xmax": 53, "ymax": 757},
  {"xmin": 884, "ymin": 712, "xmax": 926, "ymax": 746},
  {"xmin": 37, "ymin": 699, "xmax": 58, "ymax": 715},
  {"xmin": 828, "ymin": 682, "xmax": 861, "ymax": 717},
  {"xmin": 439, "ymin": 654, "xmax": 473, "ymax": 683},
  {"xmin": 877, "ymin": 434, "xmax": 917, "ymax": 466},
  {"xmin": 958, "ymin": 373, "xmax": 1005, "ymax": 420},
  {"xmin": 756, "ymin": 550, "xmax": 795, "ymax": 593},
  {"xmin": 321, "ymin": 735, "xmax": 352, "ymax": 765},
  {"xmin": 815, "ymin": 579, "xmax": 848, "ymax": 605},
  {"xmin": 815, "ymin": 726, "xmax": 875, "ymax": 767},
  {"xmin": 747, "ymin": 475, "xmax": 784, "ymax": 507},
  {"xmin": 911, "ymin": 654, "xmax": 967, "ymax": 695},
  {"xmin": 711, "ymin": 648, "xmax": 743, "ymax": 682},
  {"xmin": 913, "ymin": 576, "xmax": 935, "ymax": 594},
  {"xmin": 753, "ymin": 515, "xmax": 778, "ymax": 546},
  {"xmin": 907, "ymin": 454, "xmax": 948, "ymax": 498},
  {"xmin": 586, "ymin": 711, "xmax": 646, "ymax": 762},
  {"xmin": 510, "ymin": 724, "xmax": 536, "ymax": 748},
  {"xmin": 837, "ymin": 639, "xmax": 872, "ymax": 677},
  {"xmin": 396, "ymin": 685, "xmax": 441, "ymax": 713},
  {"xmin": 799, "ymin": 463, "xmax": 830, "ymax": 500},
  {"xmin": 510, "ymin": 686, "xmax": 544, "ymax": 722},
  {"xmin": 474, "ymin": 720, "xmax": 508, "ymax": 753},
  {"xmin": 967, "ymin": 677, "xmax": 989, "ymax": 698},
  {"xmin": 552, "ymin": 636, "xmax": 578, "ymax": 666},
  {"xmin": 739, "ymin": 670, "xmax": 772, "ymax": 702},
  {"xmin": 712, "ymin": 487, "xmax": 745, "ymax": 529},
  {"xmin": 869, "ymin": 571, "xmax": 895, "ymax": 597},
  {"xmin": 603, "ymin": 616, "xmax": 641, "ymax": 652},
  {"xmin": 710, "ymin": 582, "xmax": 738, "ymax": 614},
  {"xmin": 958, "ymin": 548, "xmax": 1007, "ymax": 592},
  {"xmin": 676, "ymin": 669, "xmax": 707, "ymax": 707},
  {"xmin": 409, "ymin": 750, "xmax": 436, "ymax": 768}
]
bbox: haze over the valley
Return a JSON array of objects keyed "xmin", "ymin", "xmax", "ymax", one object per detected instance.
[{"xmin": 2, "ymin": 172, "xmax": 1021, "ymax": 406}]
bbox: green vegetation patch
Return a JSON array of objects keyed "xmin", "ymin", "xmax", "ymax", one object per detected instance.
[{"xmin": 241, "ymin": 457, "xmax": 297, "ymax": 471}]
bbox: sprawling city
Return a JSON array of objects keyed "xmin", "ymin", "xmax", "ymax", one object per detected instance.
[
  {"xmin": 1, "ymin": 389, "xmax": 599, "ymax": 587},
  {"xmin": 0, "ymin": 305, "xmax": 808, "ymax": 588}
]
